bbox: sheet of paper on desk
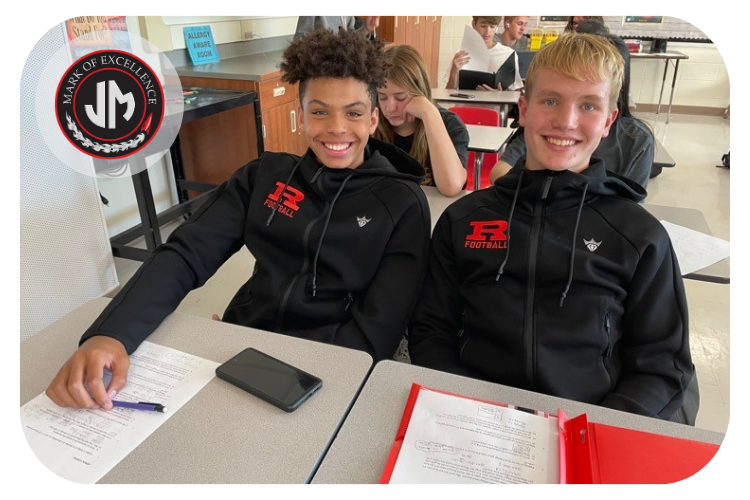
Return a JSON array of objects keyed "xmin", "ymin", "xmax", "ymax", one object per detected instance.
[
  {"xmin": 660, "ymin": 220, "xmax": 730, "ymax": 275},
  {"xmin": 20, "ymin": 341, "xmax": 219, "ymax": 484},
  {"xmin": 388, "ymin": 388, "xmax": 559, "ymax": 484},
  {"xmin": 459, "ymin": 25, "xmax": 491, "ymax": 72}
]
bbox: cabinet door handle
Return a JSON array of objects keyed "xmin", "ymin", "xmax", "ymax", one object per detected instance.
[
  {"xmin": 262, "ymin": 124, "xmax": 266, "ymax": 139},
  {"xmin": 414, "ymin": 16, "xmax": 419, "ymax": 25},
  {"xmin": 433, "ymin": 16, "xmax": 437, "ymax": 23},
  {"xmin": 290, "ymin": 110, "xmax": 297, "ymax": 133},
  {"xmin": 395, "ymin": 16, "xmax": 398, "ymax": 28}
]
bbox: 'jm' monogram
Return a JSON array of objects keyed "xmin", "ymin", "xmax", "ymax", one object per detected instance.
[{"xmin": 86, "ymin": 80, "xmax": 135, "ymax": 129}]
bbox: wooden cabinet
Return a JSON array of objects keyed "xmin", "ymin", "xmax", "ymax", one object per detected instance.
[
  {"xmin": 258, "ymin": 74, "xmax": 307, "ymax": 155},
  {"xmin": 379, "ymin": 16, "xmax": 442, "ymax": 86},
  {"xmin": 176, "ymin": 72, "xmax": 308, "ymax": 194}
]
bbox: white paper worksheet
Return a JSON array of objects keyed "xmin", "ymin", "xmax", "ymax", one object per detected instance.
[
  {"xmin": 20, "ymin": 341, "xmax": 219, "ymax": 483},
  {"xmin": 388, "ymin": 388, "xmax": 559, "ymax": 484},
  {"xmin": 459, "ymin": 25, "xmax": 491, "ymax": 72},
  {"xmin": 660, "ymin": 220, "xmax": 730, "ymax": 275}
]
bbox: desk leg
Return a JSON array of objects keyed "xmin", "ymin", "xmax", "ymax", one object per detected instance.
[
  {"xmin": 655, "ymin": 59, "xmax": 669, "ymax": 117},
  {"xmin": 131, "ymin": 167, "xmax": 162, "ymax": 251},
  {"xmin": 666, "ymin": 59, "xmax": 681, "ymax": 124},
  {"xmin": 474, "ymin": 153, "xmax": 484, "ymax": 191},
  {"xmin": 499, "ymin": 104, "xmax": 509, "ymax": 128}
]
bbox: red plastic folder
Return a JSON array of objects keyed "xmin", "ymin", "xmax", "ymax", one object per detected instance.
[
  {"xmin": 560, "ymin": 410, "xmax": 720, "ymax": 484},
  {"xmin": 381, "ymin": 384, "xmax": 720, "ymax": 484}
]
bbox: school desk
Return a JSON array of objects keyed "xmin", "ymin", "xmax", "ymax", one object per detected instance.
[
  {"xmin": 630, "ymin": 51, "xmax": 689, "ymax": 124},
  {"xmin": 310, "ymin": 360, "xmax": 724, "ymax": 483},
  {"xmin": 465, "ymin": 124, "xmax": 515, "ymax": 191},
  {"xmin": 19, "ymin": 298, "xmax": 373, "ymax": 483},
  {"xmin": 431, "ymin": 88, "xmax": 520, "ymax": 127},
  {"xmin": 421, "ymin": 186, "xmax": 729, "ymax": 284}
]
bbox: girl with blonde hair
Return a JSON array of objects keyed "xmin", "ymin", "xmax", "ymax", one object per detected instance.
[{"xmin": 375, "ymin": 44, "xmax": 469, "ymax": 196}]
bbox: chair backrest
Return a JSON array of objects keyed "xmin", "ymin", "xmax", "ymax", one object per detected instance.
[
  {"xmin": 449, "ymin": 106, "xmax": 500, "ymax": 127},
  {"xmin": 449, "ymin": 106, "xmax": 501, "ymax": 190}
]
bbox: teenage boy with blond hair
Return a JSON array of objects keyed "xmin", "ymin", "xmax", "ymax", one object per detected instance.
[{"xmin": 410, "ymin": 33, "xmax": 698, "ymax": 424}]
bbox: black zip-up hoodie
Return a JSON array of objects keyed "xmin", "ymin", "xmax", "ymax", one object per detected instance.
[
  {"xmin": 81, "ymin": 138, "xmax": 431, "ymax": 362},
  {"xmin": 409, "ymin": 159, "xmax": 695, "ymax": 420}
]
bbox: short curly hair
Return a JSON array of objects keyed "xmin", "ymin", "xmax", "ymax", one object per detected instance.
[{"xmin": 280, "ymin": 28, "xmax": 390, "ymax": 110}]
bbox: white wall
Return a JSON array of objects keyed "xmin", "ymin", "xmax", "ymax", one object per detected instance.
[{"xmin": 438, "ymin": 16, "xmax": 729, "ymax": 110}]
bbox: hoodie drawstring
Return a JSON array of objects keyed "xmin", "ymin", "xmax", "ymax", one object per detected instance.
[
  {"xmin": 266, "ymin": 157, "xmax": 306, "ymax": 227},
  {"xmin": 559, "ymin": 183, "xmax": 589, "ymax": 307},
  {"xmin": 311, "ymin": 173, "xmax": 354, "ymax": 297},
  {"xmin": 496, "ymin": 169, "xmax": 524, "ymax": 282}
]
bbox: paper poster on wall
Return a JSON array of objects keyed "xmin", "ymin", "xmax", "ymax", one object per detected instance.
[
  {"xmin": 540, "ymin": 16, "xmax": 568, "ymax": 24},
  {"xmin": 624, "ymin": 16, "xmax": 665, "ymax": 25},
  {"xmin": 65, "ymin": 16, "xmax": 131, "ymax": 59},
  {"xmin": 183, "ymin": 25, "xmax": 220, "ymax": 65}
]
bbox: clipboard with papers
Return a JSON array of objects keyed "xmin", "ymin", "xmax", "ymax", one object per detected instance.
[{"xmin": 380, "ymin": 384, "xmax": 720, "ymax": 484}]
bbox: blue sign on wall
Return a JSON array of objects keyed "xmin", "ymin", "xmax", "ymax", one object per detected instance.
[{"xmin": 183, "ymin": 25, "xmax": 220, "ymax": 65}]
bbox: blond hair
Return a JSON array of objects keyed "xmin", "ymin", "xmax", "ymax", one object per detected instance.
[
  {"xmin": 374, "ymin": 45, "xmax": 432, "ymax": 168},
  {"xmin": 525, "ymin": 33, "xmax": 624, "ymax": 110}
]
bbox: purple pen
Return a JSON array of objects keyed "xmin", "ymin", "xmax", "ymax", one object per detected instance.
[{"xmin": 112, "ymin": 401, "xmax": 168, "ymax": 413}]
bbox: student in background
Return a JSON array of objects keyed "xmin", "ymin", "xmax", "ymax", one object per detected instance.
[
  {"xmin": 565, "ymin": 16, "xmax": 606, "ymax": 32},
  {"xmin": 294, "ymin": 16, "xmax": 379, "ymax": 39},
  {"xmin": 495, "ymin": 16, "xmax": 530, "ymax": 51},
  {"xmin": 489, "ymin": 28, "xmax": 654, "ymax": 189},
  {"xmin": 446, "ymin": 16, "xmax": 523, "ymax": 91},
  {"xmin": 409, "ymin": 33, "xmax": 697, "ymax": 425},
  {"xmin": 45, "ymin": 29, "xmax": 431, "ymax": 411},
  {"xmin": 375, "ymin": 45, "xmax": 469, "ymax": 196}
]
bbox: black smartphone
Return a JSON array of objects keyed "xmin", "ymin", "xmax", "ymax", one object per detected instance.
[
  {"xmin": 216, "ymin": 348, "xmax": 322, "ymax": 412},
  {"xmin": 449, "ymin": 93, "xmax": 475, "ymax": 99}
]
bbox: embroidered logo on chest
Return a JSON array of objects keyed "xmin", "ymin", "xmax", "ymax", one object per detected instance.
[
  {"xmin": 264, "ymin": 181, "xmax": 305, "ymax": 219},
  {"xmin": 464, "ymin": 220, "xmax": 508, "ymax": 249},
  {"xmin": 584, "ymin": 238, "xmax": 602, "ymax": 252},
  {"xmin": 357, "ymin": 216, "xmax": 371, "ymax": 227}
]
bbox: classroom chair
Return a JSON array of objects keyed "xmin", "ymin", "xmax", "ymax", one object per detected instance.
[{"xmin": 449, "ymin": 106, "xmax": 501, "ymax": 191}]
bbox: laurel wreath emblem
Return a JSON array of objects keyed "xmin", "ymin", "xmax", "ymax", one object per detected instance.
[{"xmin": 66, "ymin": 113, "xmax": 145, "ymax": 153}]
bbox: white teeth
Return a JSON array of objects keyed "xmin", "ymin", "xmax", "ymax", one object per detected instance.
[
  {"xmin": 324, "ymin": 143, "xmax": 350, "ymax": 151},
  {"xmin": 547, "ymin": 137, "xmax": 577, "ymax": 146}
]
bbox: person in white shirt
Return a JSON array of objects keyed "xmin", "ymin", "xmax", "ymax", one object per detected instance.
[{"xmin": 445, "ymin": 16, "xmax": 523, "ymax": 91}]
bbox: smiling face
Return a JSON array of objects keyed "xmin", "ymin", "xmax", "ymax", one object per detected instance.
[
  {"xmin": 518, "ymin": 68, "xmax": 618, "ymax": 173},
  {"xmin": 377, "ymin": 79, "xmax": 414, "ymax": 135},
  {"xmin": 472, "ymin": 19, "xmax": 499, "ymax": 48},
  {"xmin": 300, "ymin": 77, "xmax": 379, "ymax": 170}
]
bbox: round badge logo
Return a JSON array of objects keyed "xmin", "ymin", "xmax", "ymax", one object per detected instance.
[{"xmin": 54, "ymin": 50, "xmax": 165, "ymax": 160}]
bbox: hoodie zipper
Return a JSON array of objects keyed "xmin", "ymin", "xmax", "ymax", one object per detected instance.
[
  {"xmin": 274, "ymin": 167, "xmax": 329, "ymax": 332},
  {"xmin": 523, "ymin": 172, "xmax": 554, "ymax": 389},
  {"xmin": 604, "ymin": 311, "xmax": 614, "ymax": 357}
]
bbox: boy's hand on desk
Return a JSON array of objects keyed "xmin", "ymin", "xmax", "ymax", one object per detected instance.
[
  {"xmin": 45, "ymin": 336, "xmax": 130, "ymax": 411},
  {"xmin": 477, "ymin": 84, "xmax": 499, "ymax": 92}
]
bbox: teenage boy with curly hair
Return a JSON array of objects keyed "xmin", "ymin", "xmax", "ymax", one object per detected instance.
[
  {"xmin": 410, "ymin": 33, "xmax": 698, "ymax": 425},
  {"xmin": 46, "ymin": 29, "xmax": 431, "ymax": 411}
]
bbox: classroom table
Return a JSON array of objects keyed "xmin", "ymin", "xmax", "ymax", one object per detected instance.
[
  {"xmin": 19, "ymin": 298, "xmax": 373, "ymax": 483},
  {"xmin": 431, "ymin": 88, "xmax": 520, "ymax": 127},
  {"xmin": 421, "ymin": 186, "xmax": 729, "ymax": 284},
  {"xmin": 630, "ymin": 51, "xmax": 689, "ymax": 124},
  {"xmin": 644, "ymin": 204, "xmax": 730, "ymax": 284},
  {"xmin": 311, "ymin": 360, "xmax": 724, "ymax": 484},
  {"xmin": 654, "ymin": 139, "xmax": 676, "ymax": 169},
  {"xmin": 464, "ymin": 124, "xmax": 515, "ymax": 191}
]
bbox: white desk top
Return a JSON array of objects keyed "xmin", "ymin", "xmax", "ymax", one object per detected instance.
[
  {"xmin": 20, "ymin": 298, "xmax": 373, "ymax": 483},
  {"xmin": 465, "ymin": 124, "xmax": 514, "ymax": 152},
  {"xmin": 630, "ymin": 50, "xmax": 689, "ymax": 60},
  {"xmin": 311, "ymin": 360, "xmax": 723, "ymax": 483},
  {"xmin": 432, "ymin": 88, "xmax": 520, "ymax": 105}
]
